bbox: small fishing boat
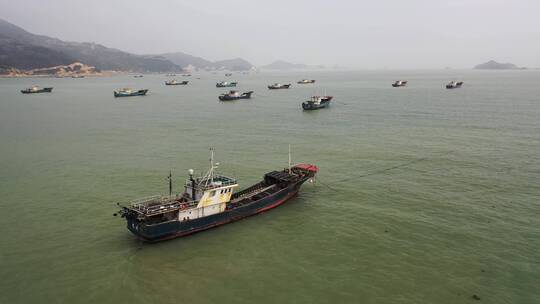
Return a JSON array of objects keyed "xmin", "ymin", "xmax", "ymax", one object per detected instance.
[
  {"xmin": 21, "ymin": 86, "xmax": 53, "ymax": 94},
  {"xmin": 392, "ymin": 80, "xmax": 407, "ymax": 87},
  {"xmin": 446, "ymin": 81, "xmax": 463, "ymax": 89},
  {"xmin": 71, "ymin": 75, "xmax": 85, "ymax": 78},
  {"xmin": 134, "ymin": 75, "xmax": 144, "ymax": 78},
  {"xmin": 225, "ymin": 73, "xmax": 233, "ymax": 77},
  {"xmin": 115, "ymin": 149, "xmax": 318, "ymax": 242},
  {"xmin": 219, "ymin": 90, "xmax": 253, "ymax": 101},
  {"xmin": 302, "ymin": 95, "xmax": 333, "ymax": 110},
  {"xmin": 114, "ymin": 88, "xmax": 149, "ymax": 97},
  {"xmin": 182, "ymin": 74, "xmax": 192, "ymax": 77},
  {"xmin": 297, "ymin": 79, "xmax": 316, "ymax": 84},
  {"xmin": 165, "ymin": 80, "xmax": 189, "ymax": 86},
  {"xmin": 216, "ymin": 81, "xmax": 238, "ymax": 88},
  {"xmin": 268, "ymin": 83, "xmax": 291, "ymax": 89}
]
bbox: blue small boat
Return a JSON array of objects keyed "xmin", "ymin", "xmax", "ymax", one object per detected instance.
[
  {"xmin": 302, "ymin": 96, "xmax": 333, "ymax": 110},
  {"xmin": 114, "ymin": 88, "xmax": 148, "ymax": 97},
  {"xmin": 216, "ymin": 81, "xmax": 238, "ymax": 88}
]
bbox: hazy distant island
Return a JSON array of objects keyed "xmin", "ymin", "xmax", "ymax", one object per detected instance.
[
  {"xmin": 474, "ymin": 60, "xmax": 526, "ymax": 70},
  {"xmin": 260, "ymin": 60, "xmax": 327, "ymax": 70},
  {"xmin": 0, "ymin": 19, "xmax": 254, "ymax": 77},
  {"xmin": 261, "ymin": 60, "xmax": 309, "ymax": 70}
]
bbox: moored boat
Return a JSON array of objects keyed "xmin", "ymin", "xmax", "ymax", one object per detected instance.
[
  {"xmin": 225, "ymin": 73, "xmax": 233, "ymax": 77},
  {"xmin": 216, "ymin": 81, "xmax": 238, "ymax": 88},
  {"xmin": 134, "ymin": 75, "xmax": 144, "ymax": 78},
  {"xmin": 446, "ymin": 81, "xmax": 463, "ymax": 89},
  {"xmin": 165, "ymin": 80, "xmax": 189, "ymax": 86},
  {"xmin": 218, "ymin": 90, "xmax": 253, "ymax": 101},
  {"xmin": 297, "ymin": 79, "xmax": 316, "ymax": 84},
  {"xmin": 114, "ymin": 88, "xmax": 149, "ymax": 97},
  {"xmin": 268, "ymin": 83, "xmax": 291, "ymax": 89},
  {"xmin": 392, "ymin": 80, "xmax": 407, "ymax": 87},
  {"xmin": 21, "ymin": 86, "xmax": 53, "ymax": 94},
  {"xmin": 115, "ymin": 150, "xmax": 318, "ymax": 242},
  {"xmin": 302, "ymin": 95, "xmax": 333, "ymax": 110}
]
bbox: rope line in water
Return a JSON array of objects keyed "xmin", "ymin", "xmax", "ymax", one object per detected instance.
[{"xmin": 316, "ymin": 150, "xmax": 454, "ymax": 191}]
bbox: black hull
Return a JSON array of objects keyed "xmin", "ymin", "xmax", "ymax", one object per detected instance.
[
  {"xmin": 268, "ymin": 84, "xmax": 291, "ymax": 89},
  {"xmin": 21, "ymin": 87, "xmax": 53, "ymax": 94},
  {"xmin": 166, "ymin": 81, "xmax": 188, "ymax": 86},
  {"xmin": 124, "ymin": 177, "xmax": 310, "ymax": 242},
  {"xmin": 216, "ymin": 84, "xmax": 237, "ymax": 88},
  {"xmin": 302, "ymin": 100, "xmax": 330, "ymax": 110},
  {"xmin": 218, "ymin": 91, "xmax": 253, "ymax": 101},
  {"xmin": 446, "ymin": 82, "xmax": 463, "ymax": 89}
]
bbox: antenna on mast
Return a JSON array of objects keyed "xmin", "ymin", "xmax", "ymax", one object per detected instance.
[
  {"xmin": 168, "ymin": 170, "xmax": 172, "ymax": 197},
  {"xmin": 209, "ymin": 147, "xmax": 214, "ymax": 184},
  {"xmin": 288, "ymin": 144, "xmax": 291, "ymax": 174}
]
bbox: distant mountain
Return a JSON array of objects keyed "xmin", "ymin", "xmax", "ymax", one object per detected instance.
[
  {"xmin": 0, "ymin": 19, "xmax": 180, "ymax": 72},
  {"xmin": 474, "ymin": 60, "xmax": 525, "ymax": 70},
  {"xmin": 214, "ymin": 58, "xmax": 254, "ymax": 71},
  {"xmin": 158, "ymin": 53, "xmax": 254, "ymax": 71},
  {"xmin": 260, "ymin": 60, "xmax": 308, "ymax": 70},
  {"xmin": 0, "ymin": 19, "xmax": 254, "ymax": 73},
  {"xmin": 158, "ymin": 52, "xmax": 214, "ymax": 70}
]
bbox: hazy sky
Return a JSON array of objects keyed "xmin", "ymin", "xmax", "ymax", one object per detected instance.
[{"xmin": 1, "ymin": 0, "xmax": 539, "ymax": 68}]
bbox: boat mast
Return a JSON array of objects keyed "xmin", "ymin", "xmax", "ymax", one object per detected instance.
[
  {"xmin": 288, "ymin": 144, "xmax": 291, "ymax": 174},
  {"xmin": 168, "ymin": 171, "xmax": 172, "ymax": 197}
]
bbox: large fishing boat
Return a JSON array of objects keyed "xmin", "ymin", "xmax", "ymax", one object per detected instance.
[
  {"xmin": 446, "ymin": 81, "xmax": 463, "ymax": 89},
  {"xmin": 114, "ymin": 88, "xmax": 148, "ymax": 97},
  {"xmin": 218, "ymin": 90, "xmax": 253, "ymax": 101},
  {"xmin": 21, "ymin": 86, "xmax": 53, "ymax": 94},
  {"xmin": 165, "ymin": 80, "xmax": 189, "ymax": 86},
  {"xmin": 268, "ymin": 83, "xmax": 291, "ymax": 89},
  {"xmin": 392, "ymin": 80, "xmax": 407, "ymax": 87},
  {"xmin": 216, "ymin": 81, "xmax": 238, "ymax": 88},
  {"xmin": 302, "ymin": 95, "xmax": 333, "ymax": 110},
  {"xmin": 115, "ymin": 149, "xmax": 318, "ymax": 242}
]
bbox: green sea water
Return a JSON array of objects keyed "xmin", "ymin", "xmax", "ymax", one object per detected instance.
[{"xmin": 0, "ymin": 70, "xmax": 539, "ymax": 304}]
